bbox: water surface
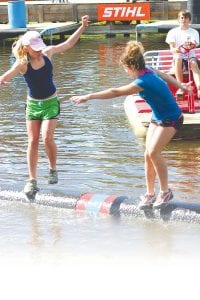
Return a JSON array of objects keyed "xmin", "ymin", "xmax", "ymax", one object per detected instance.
[{"xmin": 0, "ymin": 35, "xmax": 199, "ymax": 296}]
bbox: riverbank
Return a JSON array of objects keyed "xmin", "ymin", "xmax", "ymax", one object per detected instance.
[{"xmin": 0, "ymin": 1, "xmax": 186, "ymax": 24}]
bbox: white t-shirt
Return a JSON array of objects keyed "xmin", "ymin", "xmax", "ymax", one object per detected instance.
[
  {"xmin": 166, "ymin": 26, "xmax": 199, "ymax": 46},
  {"xmin": 166, "ymin": 26, "xmax": 199, "ymax": 58}
]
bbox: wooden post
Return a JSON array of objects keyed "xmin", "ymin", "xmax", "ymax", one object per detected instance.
[
  {"xmin": 106, "ymin": 21, "xmax": 116, "ymax": 38},
  {"xmin": 72, "ymin": 4, "xmax": 78, "ymax": 23},
  {"xmin": 38, "ymin": 5, "xmax": 44, "ymax": 23}
]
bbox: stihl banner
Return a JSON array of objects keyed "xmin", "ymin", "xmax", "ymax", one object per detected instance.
[{"xmin": 97, "ymin": 3, "xmax": 150, "ymax": 21}]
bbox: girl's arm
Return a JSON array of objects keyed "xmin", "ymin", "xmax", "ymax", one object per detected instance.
[
  {"xmin": 70, "ymin": 82, "xmax": 142, "ymax": 104},
  {"xmin": 44, "ymin": 15, "xmax": 89, "ymax": 58},
  {"xmin": 155, "ymin": 69, "xmax": 192, "ymax": 94},
  {"xmin": 0, "ymin": 62, "xmax": 23, "ymax": 85}
]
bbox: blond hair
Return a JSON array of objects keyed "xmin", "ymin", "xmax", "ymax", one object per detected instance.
[
  {"xmin": 12, "ymin": 36, "xmax": 28, "ymax": 65},
  {"xmin": 120, "ymin": 40, "xmax": 145, "ymax": 71}
]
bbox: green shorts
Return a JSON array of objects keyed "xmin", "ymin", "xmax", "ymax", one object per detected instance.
[{"xmin": 25, "ymin": 96, "xmax": 60, "ymax": 120}]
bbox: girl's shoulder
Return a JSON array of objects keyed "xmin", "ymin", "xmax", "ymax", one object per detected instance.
[
  {"xmin": 42, "ymin": 46, "xmax": 55, "ymax": 60},
  {"xmin": 138, "ymin": 67, "xmax": 154, "ymax": 76}
]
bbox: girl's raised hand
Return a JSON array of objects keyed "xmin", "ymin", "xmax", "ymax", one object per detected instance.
[{"xmin": 82, "ymin": 15, "xmax": 89, "ymax": 28}]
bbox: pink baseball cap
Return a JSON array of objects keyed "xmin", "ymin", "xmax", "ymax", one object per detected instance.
[{"xmin": 21, "ymin": 31, "xmax": 46, "ymax": 51}]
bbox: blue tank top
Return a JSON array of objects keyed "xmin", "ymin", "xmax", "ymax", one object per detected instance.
[
  {"xmin": 23, "ymin": 55, "xmax": 56, "ymax": 99},
  {"xmin": 133, "ymin": 67, "xmax": 181, "ymax": 122}
]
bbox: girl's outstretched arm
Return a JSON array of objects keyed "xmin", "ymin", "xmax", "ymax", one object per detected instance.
[
  {"xmin": 70, "ymin": 82, "xmax": 142, "ymax": 104},
  {"xmin": 155, "ymin": 69, "xmax": 193, "ymax": 94},
  {"xmin": 44, "ymin": 15, "xmax": 89, "ymax": 58},
  {"xmin": 0, "ymin": 62, "xmax": 24, "ymax": 85}
]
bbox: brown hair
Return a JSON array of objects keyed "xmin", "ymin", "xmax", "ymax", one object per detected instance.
[
  {"xmin": 120, "ymin": 40, "xmax": 145, "ymax": 71},
  {"xmin": 178, "ymin": 10, "xmax": 191, "ymax": 21}
]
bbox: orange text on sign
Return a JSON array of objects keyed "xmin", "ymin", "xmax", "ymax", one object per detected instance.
[{"xmin": 97, "ymin": 3, "xmax": 150, "ymax": 21}]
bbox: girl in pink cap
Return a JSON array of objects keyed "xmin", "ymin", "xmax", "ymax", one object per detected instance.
[{"xmin": 0, "ymin": 15, "xmax": 89, "ymax": 200}]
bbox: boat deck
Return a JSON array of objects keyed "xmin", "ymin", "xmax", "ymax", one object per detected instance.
[
  {"xmin": 124, "ymin": 97, "xmax": 200, "ymax": 140},
  {"xmin": 124, "ymin": 48, "xmax": 200, "ymax": 140}
]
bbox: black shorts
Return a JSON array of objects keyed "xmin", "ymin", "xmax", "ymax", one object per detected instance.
[
  {"xmin": 182, "ymin": 57, "xmax": 198, "ymax": 72},
  {"xmin": 151, "ymin": 115, "xmax": 184, "ymax": 131}
]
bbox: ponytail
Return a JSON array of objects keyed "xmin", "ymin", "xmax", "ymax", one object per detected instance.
[
  {"xmin": 120, "ymin": 40, "xmax": 145, "ymax": 71},
  {"xmin": 12, "ymin": 36, "xmax": 28, "ymax": 65}
]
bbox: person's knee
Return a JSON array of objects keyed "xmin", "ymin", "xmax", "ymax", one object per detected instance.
[
  {"xmin": 42, "ymin": 134, "xmax": 54, "ymax": 145},
  {"xmin": 174, "ymin": 56, "xmax": 182, "ymax": 63},
  {"xmin": 145, "ymin": 148, "xmax": 158, "ymax": 160},
  {"xmin": 28, "ymin": 137, "xmax": 39, "ymax": 148},
  {"xmin": 174, "ymin": 58, "xmax": 183, "ymax": 77},
  {"xmin": 190, "ymin": 61, "xmax": 200, "ymax": 72}
]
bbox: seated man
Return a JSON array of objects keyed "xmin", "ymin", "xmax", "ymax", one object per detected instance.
[{"xmin": 166, "ymin": 10, "xmax": 200, "ymax": 98}]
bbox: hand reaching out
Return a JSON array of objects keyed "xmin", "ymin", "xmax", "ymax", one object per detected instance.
[
  {"xmin": 181, "ymin": 81, "xmax": 194, "ymax": 95},
  {"xmin": 0, "ymin": 77, "xmax": 8, "ymax": 85},
  {"xmin": 70, "ymin": 95, "xmax": 90, "ymax": 104}
]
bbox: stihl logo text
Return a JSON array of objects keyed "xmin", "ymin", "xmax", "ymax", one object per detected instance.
[{"xmin": 98, "ymin": 4, "xmax": 150, "ymax": 21}]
